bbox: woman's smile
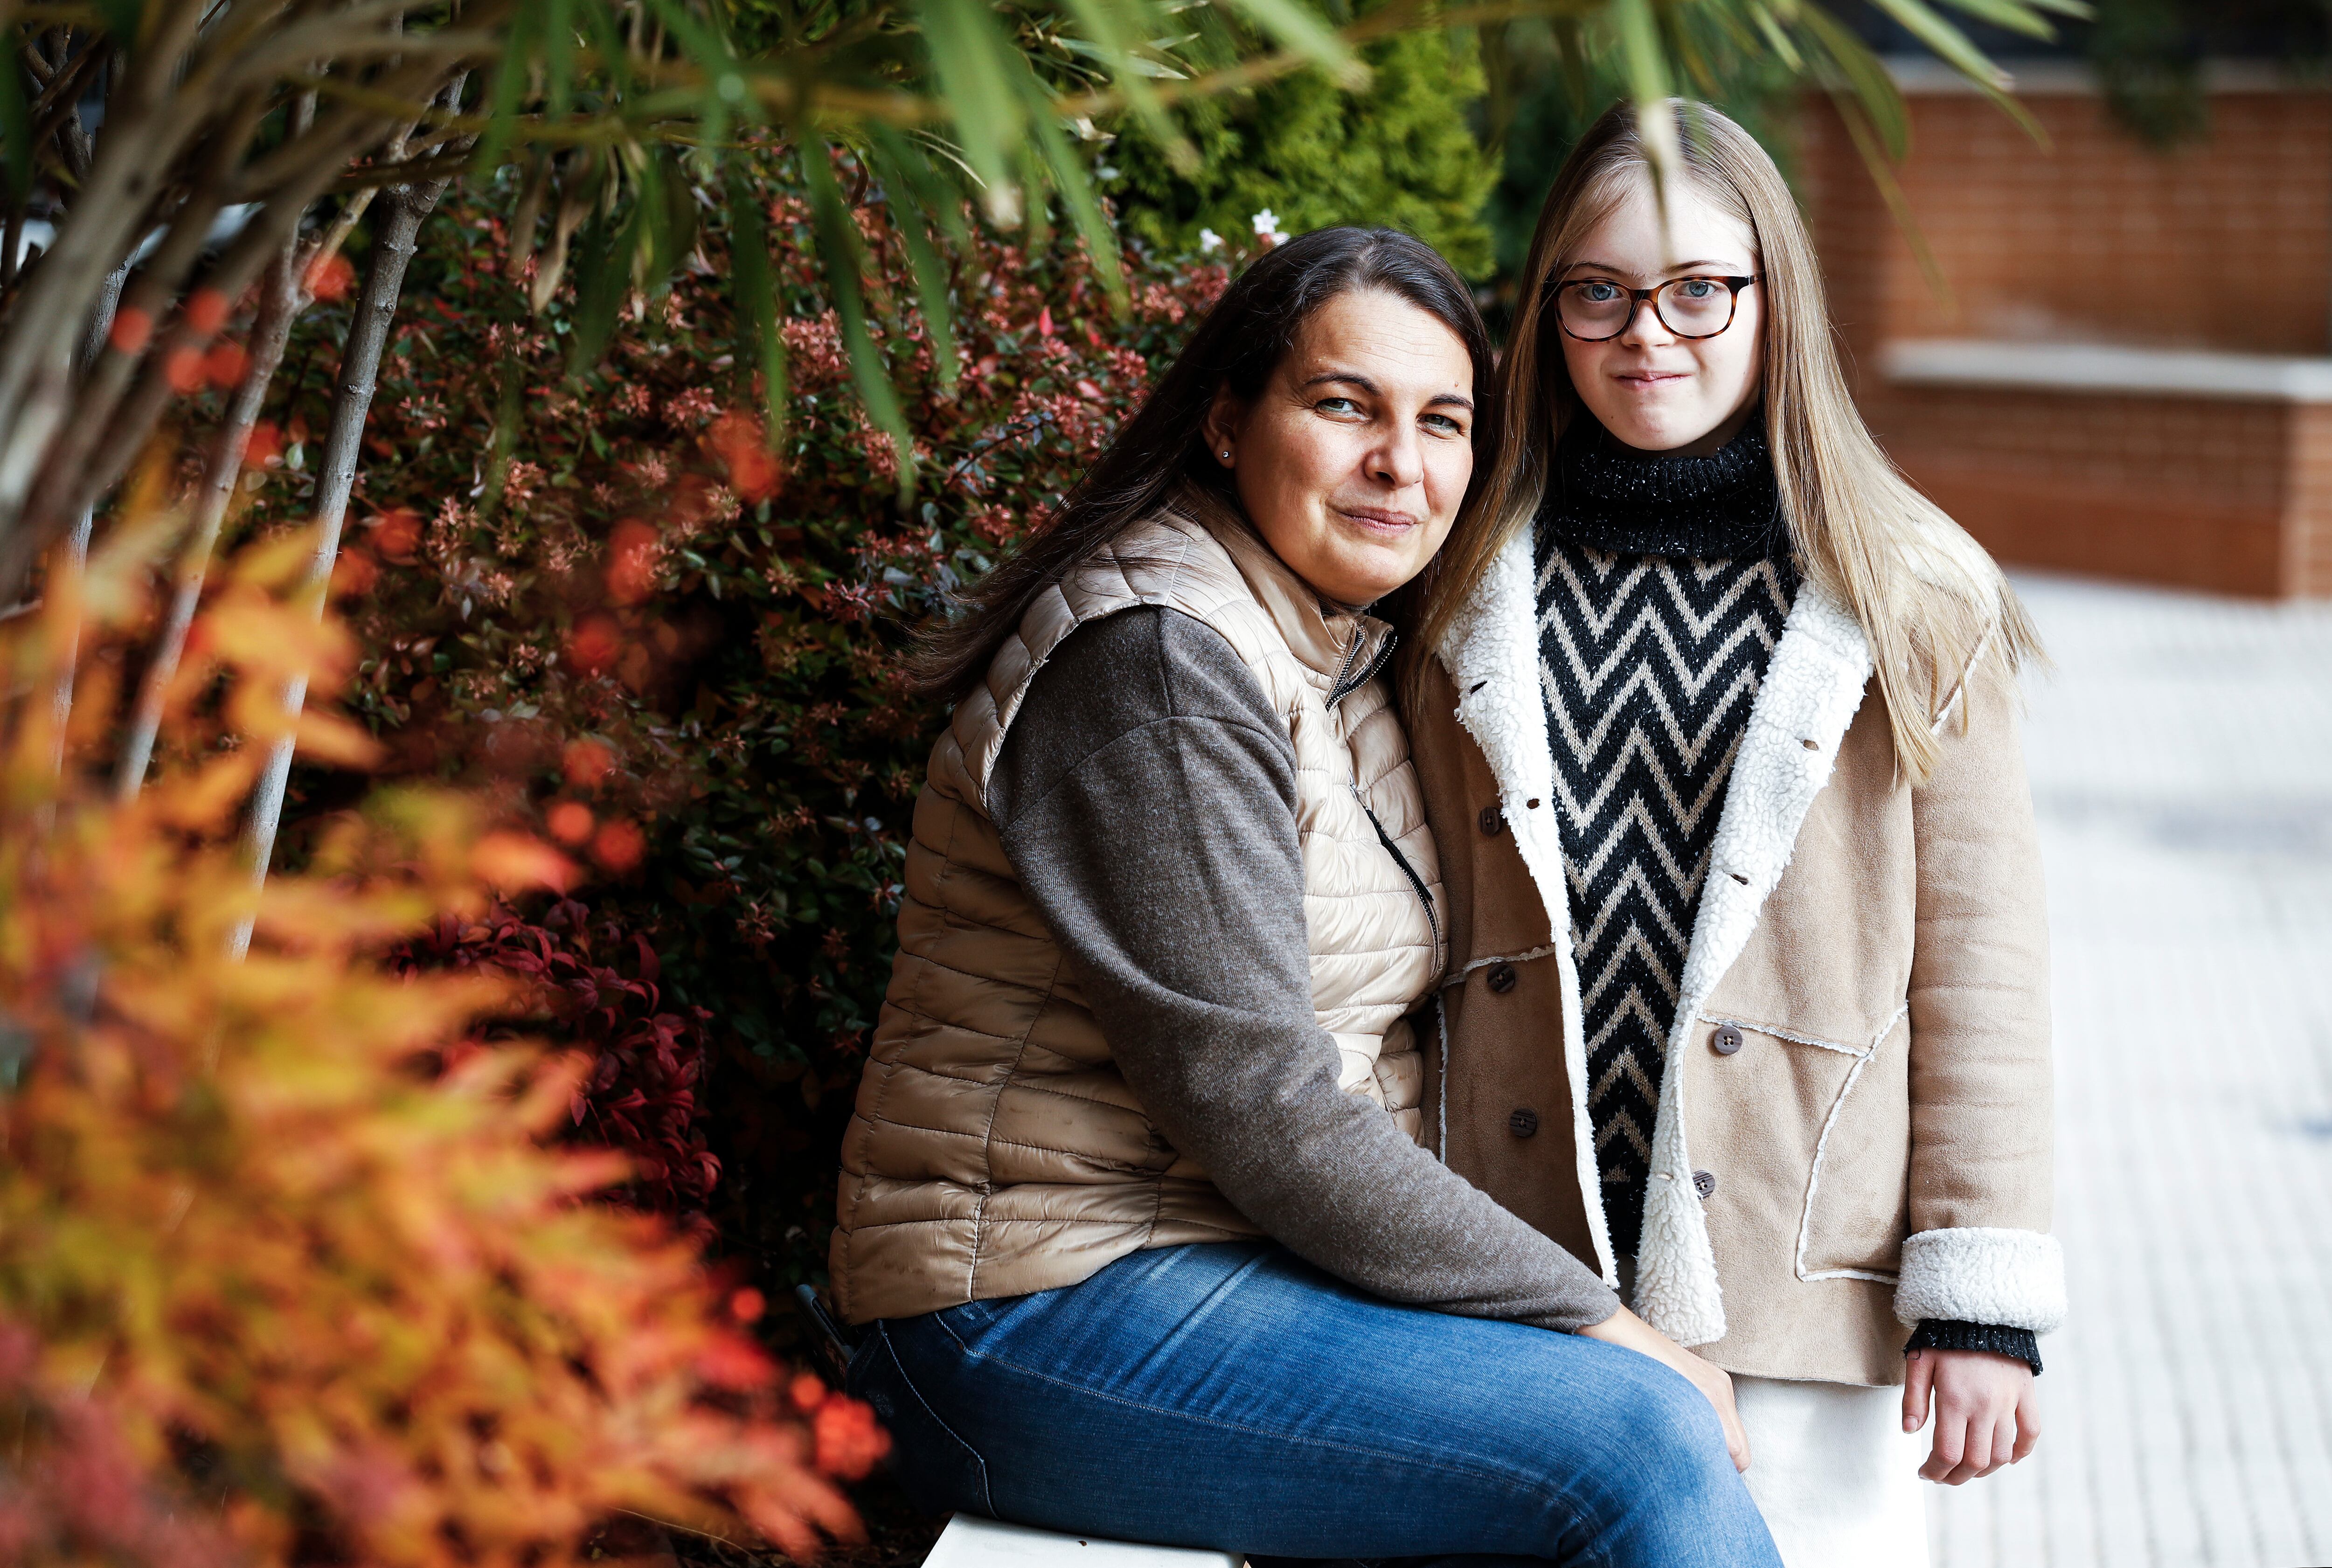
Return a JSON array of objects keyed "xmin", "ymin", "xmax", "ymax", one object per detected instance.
[{"xmin": 1333, "ymin": 504, "xmax": 1427, "ymax": 538}]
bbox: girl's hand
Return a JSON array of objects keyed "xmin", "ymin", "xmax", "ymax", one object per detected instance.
[
  {"xmin": 1902, "ymin": 1347, "xmax": 2039, "ymax": 1484},
  {"xmin": 1580, "ymin": 1305, "xmax": 1751, "ymax": 1472}
]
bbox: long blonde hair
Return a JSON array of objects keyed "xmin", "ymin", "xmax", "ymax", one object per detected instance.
[{"xmin": 1415, "ymin": 99, "xmax": 2039, "ymax": 783}]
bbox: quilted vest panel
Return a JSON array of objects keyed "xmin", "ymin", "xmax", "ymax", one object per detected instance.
[{"xmin": 829, "ymin": 501, "xmax": 1445, "ymax": 1324}]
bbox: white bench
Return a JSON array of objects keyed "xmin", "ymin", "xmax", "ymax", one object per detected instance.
[{"xmin": 923, "ymin": 1513, "xmax": 1245, "ymax": 1568}]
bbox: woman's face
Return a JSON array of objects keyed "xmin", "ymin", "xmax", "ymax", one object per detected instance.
[
  {"xmin": 1556, "ymin": 176, "xmax": 1764, "ymax": 456},
  {"xmin": 1204, "ymin": 288, "xmax": 1475, "ymax": 608}
]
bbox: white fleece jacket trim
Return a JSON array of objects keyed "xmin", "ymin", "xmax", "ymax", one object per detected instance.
[
  {"xmin": 1437, "ymin": 523, "xmax": 1617, "ymax": 1286},
  {"xmin": 1894, "ymin": 1228, "xmax": 2068, "ymax": 1333},
  {"xmin": 1635, "ymin": 581, "xmax": 1875, "ymax": 1348}
]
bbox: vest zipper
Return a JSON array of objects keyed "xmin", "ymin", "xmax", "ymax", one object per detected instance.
[
  {"xmin": 1353, "ymin": 783, "xmax": 1440, "ymax": 957},
  {"xmin": 1328, "ymin": 626, "xmax": 1397, "ymax": 708}
]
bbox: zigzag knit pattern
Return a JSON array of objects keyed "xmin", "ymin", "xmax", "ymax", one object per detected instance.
[{"xmin": 1535, "ymin": 535, "xmax": 1796, "ymax": 1258}]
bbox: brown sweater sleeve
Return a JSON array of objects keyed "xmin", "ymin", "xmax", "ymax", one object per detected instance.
[{"xmin": 990, "ymin": 605, "xmax": 1619, "ymax": 1334}]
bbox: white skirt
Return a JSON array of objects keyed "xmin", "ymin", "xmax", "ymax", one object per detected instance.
[{"xmin": 1732, "ymin": 1374, "xmax": 1931, "ymax": 1568}]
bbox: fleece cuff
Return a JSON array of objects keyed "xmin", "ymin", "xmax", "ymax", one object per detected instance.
[{"xmin": 1892, "ymin": 1227, "xmax": 2066, "ymax": 1333}]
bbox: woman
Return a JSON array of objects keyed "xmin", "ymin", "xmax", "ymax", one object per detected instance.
[
  {"xmin": 828, "ymin": 227, "xmax": 1782, "ymax": 1568},
  {"xmin": 1403, "ymin": 104, "xmax": 2062, "ymax": 1568}
]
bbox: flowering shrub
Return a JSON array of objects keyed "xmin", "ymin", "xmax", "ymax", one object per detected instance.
[
  {"xmin": 0, "ymin": 522, "xmax": 878, "ymax": 1561},
  {"xmin": 246, "ymin": 146, "xmax": 1228, "ymax": 1286}
]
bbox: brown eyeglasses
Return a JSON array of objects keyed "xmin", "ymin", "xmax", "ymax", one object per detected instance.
[{"xmin": 1553, "ymin": 275, "xmax": 1761, "ymax": 342}]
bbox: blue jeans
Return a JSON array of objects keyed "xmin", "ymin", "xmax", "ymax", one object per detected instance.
[{"xmin": 848, "ymin": 1242, "xmax": 1781, "ymax": 1568}]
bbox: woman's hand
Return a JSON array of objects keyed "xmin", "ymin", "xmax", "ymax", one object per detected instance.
[
  {"xmin": 1902, "ymin": 1348, "xmax": 2039, "ymax": 1484},
  {"xmin": 1579, "ymin": 1305, "xmax": 1751, "ymax": 1472}
]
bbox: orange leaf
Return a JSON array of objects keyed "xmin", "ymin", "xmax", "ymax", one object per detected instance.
[{"xmin": 472, "ymin": 831, "xmax": 576, "ymax": 895}]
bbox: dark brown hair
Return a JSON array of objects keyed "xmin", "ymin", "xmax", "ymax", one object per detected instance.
[{"xmin": 913, "ymin": 225, "xmax": 1494, "ymax": 703}]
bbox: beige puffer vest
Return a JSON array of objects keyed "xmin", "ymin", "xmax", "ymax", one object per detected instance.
[{"xmin": 829, "ymin": 501, "xmax": 1445, "ymax": 1325}]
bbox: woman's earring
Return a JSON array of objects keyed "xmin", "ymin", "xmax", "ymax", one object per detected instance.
[{"xmin": 1219, "ymin": 449, "xmax": 1231, "ymax": 461}]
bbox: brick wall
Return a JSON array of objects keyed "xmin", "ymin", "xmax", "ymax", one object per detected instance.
[
  {"xmin": 1886, "ymin": 389, "xmax": 2297, "ymax": 596},
  {"xmin": 1803, "ymin": 90, "xmax": 2332, "ymax": 357},
  {"xmin": 1798, "ymin": 80, "xmax": 2332, "ymax": 597}
]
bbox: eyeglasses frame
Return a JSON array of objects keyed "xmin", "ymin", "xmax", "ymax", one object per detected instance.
[{"xmin": 1551, "ymin": 274, "xmax": 1762, "ymax": 342}]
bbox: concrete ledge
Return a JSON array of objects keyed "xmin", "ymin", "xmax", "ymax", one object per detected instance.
[
  {"xmin": 1882, "ymin": 56, "xmax": 2308, "ymax": 95},
  {"xmin": 1881, "ymin": 338, "xmax": 2332, "ymax": 402},
  {"xmin": 924, "ymin": 1516, "xmax": 1244, "ymax": 1568}
]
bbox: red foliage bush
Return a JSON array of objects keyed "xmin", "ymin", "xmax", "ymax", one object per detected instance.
[
  {"xmin": 393, "ymin": 900, "xmax": 721, "ymax": 1221},
  {"xmin": 248, "ymin": 144, "xmax": 1226, "ymax": 1286}
]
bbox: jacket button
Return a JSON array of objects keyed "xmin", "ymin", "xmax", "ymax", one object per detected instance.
[
  {"xmin": 1712, "ymin": 1025, "xmax": 1744, "ymax": 1056},
  {"xmin": 1485, "ymin": 962, "xmax": 1517, "ymax": 994},
  {"xmin": 1693, "ymin": 1170, "xmax": 1717, "ymax": 1200},
  {"xmin": 1479, "ymin": 805, "xmax": 1505, "ymax": 837},
  {"xmin": 1509, "ymin": 1108, "xmax": 1539, "ymax": 1138}
]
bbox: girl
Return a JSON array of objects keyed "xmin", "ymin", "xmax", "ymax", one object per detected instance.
[
  {"xmin": 828, "ymin": 226, "xmax": 1781, "ymax": 1567},
  {"xmin": 1403, "ymin": 103, "xmax": 2062, "ymax": 1567}
]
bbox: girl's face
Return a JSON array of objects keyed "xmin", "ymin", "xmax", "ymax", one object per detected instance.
[
  {"xmin": 1556, "ymin": 176, "xmax": 1765, "ymax": 456},
  {"xmin": 1204, "ymin": 288, "xmax": 1475, "ymax": 608}
]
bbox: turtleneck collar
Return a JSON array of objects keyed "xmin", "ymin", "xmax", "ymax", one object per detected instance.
[{"xmin": 1539, "ymin": 413, "xmax": 1784, "ymax": 560}]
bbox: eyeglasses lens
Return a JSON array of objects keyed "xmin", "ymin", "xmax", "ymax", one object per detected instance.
[
  {"xmin": 1559, "ymin": 278, "xmax": 1736, "ymax": 340},
  {"xmin": 1659, "ymin": 278, "xmax": 1735, "ymax": 335}
]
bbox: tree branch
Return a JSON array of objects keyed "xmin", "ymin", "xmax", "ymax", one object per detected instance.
[
  {"xmin": 116, "ymin": 97, "xmax": 318, "ymax": 800},
  {"xmin": 231, "ymin": 77, "xmax": 466, "ymax": 956}
]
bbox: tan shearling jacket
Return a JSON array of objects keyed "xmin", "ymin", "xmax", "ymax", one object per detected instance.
[{"xmin": 1409, "ymin": 524, "xmax": 2064, "ymax": 1386}]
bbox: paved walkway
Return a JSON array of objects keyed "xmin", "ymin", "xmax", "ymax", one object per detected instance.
[{"xmin": 1928, "ymin": 574, "xmax": 2332, "ymax": 1568}]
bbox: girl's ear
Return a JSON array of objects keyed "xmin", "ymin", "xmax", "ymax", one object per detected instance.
[{"xmin": 1201, "ymin": 383, "xmax": 1242, "ymax": 467}]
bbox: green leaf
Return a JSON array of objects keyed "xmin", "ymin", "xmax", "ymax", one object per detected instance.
[
  {"xmin": 477, "ymin": 369, "xmax": 529, "ymax": 522},
  {"xmin": 914, "ymin": 0, "xmax": 1027, "ymax": 216},
  {"xmin": 1823, "ymin": 82, "xmax": 1949, "ymax": 301},
  {"xmin": 1027, "ymin": 98, "xmax": 1126, "ymax": 310},
  {"xmin": 1611, "ymin": 0, "xmax": 1679, "ymax": 185},
  {"xmin": 1939, "ymin": 0, "xmax": 2088, "ymax": 30},
  {"xmin": 542, "ymin": 0, "xmax": 576, "ymax": 120},
  {"xmin": 1055, "ymin": 0, "xmax": 1189, "ymax": 164},
  {"xmin": 639, "ymin": 147, "xmax": 698, "ymax": 293},
  {"xmin": 92, "ymin": 0, "xmax": 144, "ymax": 52},
  {"xmin": 576, "ymin": 0, "xmax": 634, "ymax": 97},
  {"xmin": 1866, "ymin": 0, "xmax": 2025, "ymax": 68},
  {"xmin": 567, "ymin": 203, "xmax": 640, "ymax": 373},
  {"xmin": 643, "ymin": 0, "xmax": 745, "ymax": 158},
  {"xmin": 1015, "ymin": 138, "xmax": 1050, "ymax": 250},
  {"xmin": 724, "ymin": 163, "xmax": 791, "ymax": 437},
  {"xmin": 802, "ymin": 143, "xmax": 915, "ymax": 495},
  {"xmin": 864, "ymin": 126, "xmax": 963, "ymax": 387},
  {"xmin": 1859, "ymin": 0, "xmax": 2049, "ymax": 142},
  {"xmin": 472, "ymin": 1, "xmax": 541, "ymax": 178},
  {"xmin": 1797, "ymin": 6, "xmax": 1910, "ymax": 163},
  {"xmin": 1216, "ymin": 0, "xmax": 1359, "ymax": 84},
  {"xmin": 1748, "ymin": 7, "xmax": 1805, "ymax": 73}
]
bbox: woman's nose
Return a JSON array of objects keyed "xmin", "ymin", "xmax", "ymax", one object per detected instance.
[{"xmin": 1369, "ymin": 423, "xmax": 1426, "ymax": 489}]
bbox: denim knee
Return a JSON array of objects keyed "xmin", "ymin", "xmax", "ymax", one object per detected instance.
[
  {"xmin": 1622, "ymin": 1367, "xmax": 1735, "ymax": 1481},
  {"xmin": 1569, "ymin": 1366, "xmax": 1773, "ymax": 1566}
]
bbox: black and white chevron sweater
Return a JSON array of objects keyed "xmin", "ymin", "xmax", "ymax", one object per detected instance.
[
  {"xmin": 1533, "ymin": 416, "xmax": 2040, "ymax": 1376},
  {"xmin": 1534, "ymin": 417, "xmax": 1792, "ymax": 1263}
]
